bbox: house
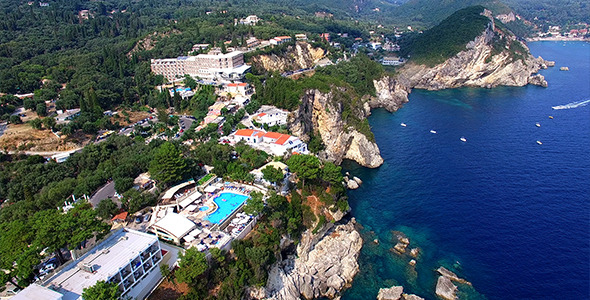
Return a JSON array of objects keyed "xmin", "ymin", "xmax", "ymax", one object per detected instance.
[
  {"xmin": 270, "ymin": 36, "xmax": 292, "ymax": 45},
  {"xmin": 39, "ymin": 2, "xmax": 49, "ymax": 7},
  {"xmin": 14, "ymin": 229, "xmax": 164, "ymax": 300},
  {"xmin": 295, "ymin": 34, "xmax": 308, "ymax": 41},
  {"xmin": 246, "ymin": 37, "xmax": 260, "ymax": 48},
  {"xmin": 320, "ymin": 33, "xmax": 330, "ymax": 42},
  {"xmin": 252, "ymin": 105, "xmax": 288, "ymax": 127},
  {"xmin": 232, "ymin": 129, "xmax": 308, "ymax": 156},
  {"xmin": 55, "ymin": 109, "xmax": 81, "ymax": 124},
  {"xmin": 191, "ymin": 44, "xmax": 210, "ymax": 53},
  {"xmin": 369, "ymin": 42, "xmax": 382, "ymax": 50},
  {"xmin": 226, "ymin": 82, "xmax": 252, "ymax": 96},
  {"xmin": 51, "ymin": 152, "xmax": 71, "ymax": 163},
  {"xmin": 381, "ymin": 56, "xmax": 404, "ymax": 66},
  {"xmin": 239, "ymin": 15, "xmax": 260, "ymax": 25}
]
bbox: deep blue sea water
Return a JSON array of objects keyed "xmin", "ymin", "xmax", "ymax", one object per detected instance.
[{"xmin": 341, "ymin": 41, "xmax": 590, "ymax": 300}]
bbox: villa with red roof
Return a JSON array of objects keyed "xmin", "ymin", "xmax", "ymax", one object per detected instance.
[
  {"xmin": 251, "ymin": 105, "xmax": 288, "ymax": 127},
  {"xmin": 232, "ymin": 129, "xmax": 308, "ymax": 156}
]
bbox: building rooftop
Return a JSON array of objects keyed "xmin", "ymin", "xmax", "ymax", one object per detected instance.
[
  {"xmin": 43, "ymin": 229, "xmax": 157, "ymax": 300},
  {"xmin": 11, "ymin": 284, "xmax": 63, "ymax": 300},
  {"xmin": 151, "ymin": 213, "xmax": 196, "ymax": 241}
]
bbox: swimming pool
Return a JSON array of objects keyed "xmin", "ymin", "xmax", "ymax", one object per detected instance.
[{"xmin": 206, "ymin": 192, "xmax": 249, "ymax": 224}]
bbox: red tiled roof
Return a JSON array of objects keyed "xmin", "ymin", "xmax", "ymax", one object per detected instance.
[
  {"xmin": 263, "ymin": 132, "xmax": 282, "ymax": 139},
  {"xmin": 238, "ymin": 83, "xmax": 248, "ymax": 87},
  {"xmin": 275, "ymin": 134, "xmax": 291, "ymax": 145},
  {"xmin": 254, "ymin": 131, "xmax": 265, "ymax": 138},
  {"xmin": 258, "ymin": 113, "xmax": 266, "ymax": 117},
  {"xmin": 111, "ymin": 211, "xmax": 128, "ymax": 221},
  {"xmin": 228, "ymin": 83, "xmax": 238, "ymax": 87},
  {"xmin": 235, "ymin": 129, "xmax": 255, "ymax": 136}
]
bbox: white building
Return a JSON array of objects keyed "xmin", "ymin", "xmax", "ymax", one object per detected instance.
[
  {"xmin": 150, "ymin": 213, "xmax": 197, "ymax": 244},
  {"xmin": 232, "ymin": 129, "xmax": 308, "ymax": 156},
  {"xmin": 270, "ymin": 36, "xmax": 292, "ymax": 45},
  {"xmin": 151, "ymin": 51, "xmax": 251, "ymax": 82},
  {"xmin": 239, "ymin": 15, "xmax": 260, "ymax": 25},
  {"xmin": 381, "ymin": 56, "xmax": 405, "ymax": 66},
  {"xmin": 252, "ymin": 105, "xmax": 288, "ymax": 127},
  {"xmin": 14, "ymin": 229, "xmax": 163, "ymax": 300},
  {"xmin": 226, "ymin": 82, "xmax": 252, "ymax": 96},
  {"xmin": 55, "ymin": 109, "xmax": 81, "ymax": 124}
]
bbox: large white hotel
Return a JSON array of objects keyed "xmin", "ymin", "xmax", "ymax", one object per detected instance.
[
  {"xmin": 151, "ymin": 50, "xmax": 251, "ymax": 82},
  {"xmin": 13, "ymin": 229, "xmax": 168, "ymax": 300}
]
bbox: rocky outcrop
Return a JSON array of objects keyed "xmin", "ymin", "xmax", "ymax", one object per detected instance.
[
  {"xmin": 249, "ymin": 42, "xmax": 326, "ymax": 73},
  {"xmin": 289, "ymin": 89, "xmax": 383, "ymax": 168},
  {"xmin": 264, "ymin": 218, "xmax": 362, "ymax": 300},
  {"xmin": 396, "ymin": 18, "xmax": 552, "ymax": 91},
  {"xmin": 435, "ymin": 267, "xmax": 472, "ymax": 300},
  {"xmin": 371, "ymin": 76, "xmax": 411, "ymax": 113},
  {"xmin": 376, "ymin": 285, "xmax": 424, "ymax": 300}
]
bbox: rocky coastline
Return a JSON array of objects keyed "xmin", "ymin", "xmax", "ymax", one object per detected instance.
[{"xmin": 259, "ymin": 218, "xmax": 362, "ymax": 300}]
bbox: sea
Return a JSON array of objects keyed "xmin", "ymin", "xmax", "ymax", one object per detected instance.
[{"xmin": 341, "ymin": 41, "xmax": 590, "ymax": 300}]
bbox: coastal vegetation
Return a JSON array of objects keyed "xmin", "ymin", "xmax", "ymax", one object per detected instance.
[{"xmin": 401, "ymin": 6, "xmax": 491, "ymax": 66}]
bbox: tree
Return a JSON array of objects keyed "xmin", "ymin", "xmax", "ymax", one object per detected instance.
[
  {"xmin": 176, "ymin": 247, "xmax": 208, "ymax": 285},
  {"xmin": 96, "ymin": 199, "xmax": 118, "ymax": 220},
  {"xmin": 30, "ymin": 118, "xmax": 42, "ymax": 130},
  {"xmin": 35, "ymin": 102, "xmax": 47, "ymax": 117},
  {"xmin": 321, "ymin": 162, "xmax": 343, "ymax": 185},
  {"xmin": 82, "ymin": 280, "xmax": 121, "ymax": 300},
  {"xmin": 262, "ymin": 166, "xmax": 284, "ymax": 185},
  {"xmin": 286, "ymin": 154, "xmax": 321, "ymax": 188},
  {"xmin": 243, "ymin": 191, "xmax": 264, "ymax": 216},
  {"xmin": 9, "ymin": 115, "xmax": 22, "ymax": 124},
  {"xmin": 149, "ymin": 142, "xmax": 187, "ymax": 187},
  {"xmin": 42, "ymin": 117, "xmax": 56, "ymax": 130}
]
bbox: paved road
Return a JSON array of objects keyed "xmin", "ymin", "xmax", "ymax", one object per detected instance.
[
  {"xmin": 89, "ymin": 181, "xmax": 117, "ymax": 208},
  {"xmin": 179, "ymin": 115, "xmax": 195, "ymax": 131},
  {"xmin": 0, "ymin": 122, "xmax": 7, "ymax": 138}
]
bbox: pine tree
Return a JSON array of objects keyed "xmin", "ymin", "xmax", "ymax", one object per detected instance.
[{"xmin": 149, "ymin": 142, "xmax": 187, "ymax": 187}]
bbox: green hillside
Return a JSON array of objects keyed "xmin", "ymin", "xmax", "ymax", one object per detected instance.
[{"xmin": 401, "ymin": 5, "xmax": 491, "ymax": 66}]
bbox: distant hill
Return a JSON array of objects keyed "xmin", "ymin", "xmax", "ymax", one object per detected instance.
[{"xmin": 400, "ymin": 5, "xmax": 492, "ymax": 65}]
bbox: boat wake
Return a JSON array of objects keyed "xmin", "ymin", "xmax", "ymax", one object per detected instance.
[{"xmin": 552, "ymin": 99, "xmax": 590, "ymax": 110}]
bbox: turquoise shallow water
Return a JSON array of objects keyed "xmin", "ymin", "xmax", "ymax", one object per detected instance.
[
  {"xmin": 206, "ymin": 192, "xmax": 248, "ymax": 224},
  {"xmin": 342, "ymin": 41, "xmax": 590, "ymax": 300}
]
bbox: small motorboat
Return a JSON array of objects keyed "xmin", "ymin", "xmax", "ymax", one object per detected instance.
[
  {"xmin": 535, "ymin": 123, "xmax": 541, "ymax": 127},
  {"xmin": 536, "ymin": 140, "xmax": 543, "ymax": 145},
  {"xmin": 460, "ymin": 137, "xmax": 467, "ymax": 142},
  {"xmin": 430, "ymin": 130, "xmax": 437, "ymax": 134},
  {"xmin": 549, "ymin": 116, "xmax": 554, "ymax": 119},
  {"xmin": 400, "ymin": 123, "xmax": 407, "ymax": 127}
]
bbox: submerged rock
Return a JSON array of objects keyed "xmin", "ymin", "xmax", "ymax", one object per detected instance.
[
  {"xmin": 436, "ymin": 276, "xmax": 458, "ymax": 300},
  {"xmin": 376, "ymin": 285, "xmax": 425, "ymax": 300},
  {"xmin": 377, "ymin": 286, "xmax": 403, "ymax": 300}
]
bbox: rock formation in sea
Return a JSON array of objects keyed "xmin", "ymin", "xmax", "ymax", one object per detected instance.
[
  {"xmin": 376, "ymin": 285, "xmax": 424, "ymax": 300},
  {"xmin": 435, "ymin": 267, "xmax": 473, "ymax": 300},
  {"xmin": 262, "ymin": 218, "xmax": 362, "ymax": 300}
]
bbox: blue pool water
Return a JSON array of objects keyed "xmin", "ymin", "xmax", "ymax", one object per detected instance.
[
  {"xmin": 206, "ymin": 192, "xmax": 249, "ymax": 224},
  {"xmin": 199, "ymin": 206, "xmax": 209, "ymax": 211},
  {"xmin": 342, "ymin": 41, "xmax": 590, "ymax": 299}
]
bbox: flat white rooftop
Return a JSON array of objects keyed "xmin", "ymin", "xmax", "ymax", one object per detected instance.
[
  {"xmin": 11, "ymin": 284, "xmax": 63, "ymax": 300},
  {"xmin": 43, "ymin": 229, "xmax": 157, "ymax": 300}
]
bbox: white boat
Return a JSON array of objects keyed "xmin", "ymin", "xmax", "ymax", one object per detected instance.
[
  {"xmin": 535, "ymin": 123, "xmax": 541, "ymax": 127},
  {"xmin": 430, "ymin": 130, "xmax": 437, "ymax": 134},
  {"xmin": 400, "ymin": 123, "xmax": 407, "ymax": 127},
  {"xmin": 536, "ymin": 140, "xmax": 543, "ymax": 145},
  {"xmin": 460, "ymin": 137, "xmax": 467, "ymax": 142}
]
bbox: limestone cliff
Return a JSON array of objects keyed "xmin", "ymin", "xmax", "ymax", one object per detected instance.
[
  {"xmin": 397, "ymin": 11, "xmax": 552, "ymax": 91},
  {"xmin": 289, "ymin": 88, "xmax": 383, "ymax": 168},
  {"xmin": 264, "ymin": 218, "xmax": 362, "ymax": 300},
  {"xmin": 249, "ymin": 42, "xmax": 326, "ymax": 73}
]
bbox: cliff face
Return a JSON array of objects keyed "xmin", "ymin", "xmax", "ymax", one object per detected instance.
[
  {"xmin": 289, "ymin": 89, "xmax": 383, "ymax": 168},
  {"xmin": 249, "ymin": 42, "xmax": 326, "ymax": 73},
  {"xmin": 397, "ymin": 15, "xmax": 551, "ymax": 90},
  {"xmin": 264, "ymin": 218, "xmax": 362, "ymax": 300}
]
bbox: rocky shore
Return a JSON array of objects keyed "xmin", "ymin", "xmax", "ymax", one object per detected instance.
[{"xmin": 263, "ymin": 218, "xmax": 362, "ymax": 300}]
